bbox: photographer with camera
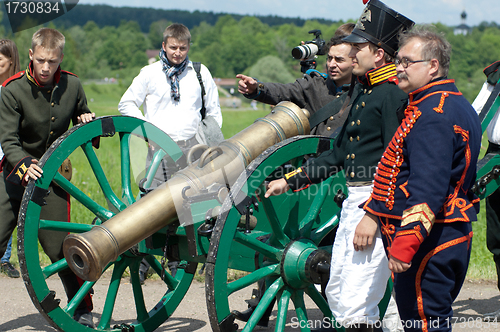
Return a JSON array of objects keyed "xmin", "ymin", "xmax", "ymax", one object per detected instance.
[{"xmin": 237, "ymin": 23, "xmax": 355, "ymax": 137}]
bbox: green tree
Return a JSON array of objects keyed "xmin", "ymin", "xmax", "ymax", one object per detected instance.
[
  {"xmin": 248, "ymin": 55, "xmax": 296, "ymax": 84},
  {"xmin": 148, "ymin": 19, "xmax": 171, "ymax": 49}
]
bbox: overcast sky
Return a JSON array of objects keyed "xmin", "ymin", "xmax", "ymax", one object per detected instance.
[{"xmin": 80, "ymin": 0, "xmax": 497, "ymax": 27}]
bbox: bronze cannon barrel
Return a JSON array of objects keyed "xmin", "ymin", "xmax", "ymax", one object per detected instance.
[{"xmin": 63, "ymin": 102, "xmax": 310, "ymax": 281}]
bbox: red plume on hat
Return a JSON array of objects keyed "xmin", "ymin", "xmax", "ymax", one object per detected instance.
[{"xmin": 363, "ymin": 0, "xmax": 369, "ymax": 4}]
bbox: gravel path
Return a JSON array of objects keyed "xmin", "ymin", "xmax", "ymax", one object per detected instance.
[{"xmin": 1, "ymin": 273, "xmax": 499, "ymax": 331}]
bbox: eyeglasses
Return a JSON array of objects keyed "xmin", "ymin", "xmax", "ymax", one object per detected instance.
[{"xmin": 395, "ymin": 57, "xmax": 430, "ymax": 68}]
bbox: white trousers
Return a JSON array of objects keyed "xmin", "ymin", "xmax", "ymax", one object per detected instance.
[{"xmin": 325, "ymin": 185, "xmax": 393, "ymax": 327}]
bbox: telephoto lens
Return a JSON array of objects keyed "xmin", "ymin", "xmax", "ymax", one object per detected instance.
[{"xmin": 291, "ymin": 43, "xmax": 319, "ymax": 60}]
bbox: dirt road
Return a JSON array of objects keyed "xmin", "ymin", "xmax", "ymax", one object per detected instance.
[{"xmin": 1, "ymin": 273, "xmax": 499, "ymax": 331}]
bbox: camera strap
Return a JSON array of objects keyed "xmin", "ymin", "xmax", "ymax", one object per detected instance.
[
  {"xmin": 193, "ymin": 62, "xmax": 206, "ymax": 119},
  {"xmin": 309, "ymin": 76, "xmax": 357, "ymax": 130}
]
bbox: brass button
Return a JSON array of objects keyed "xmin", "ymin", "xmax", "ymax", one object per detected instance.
[
  {"xmin": 357, "ymin": 136, "xmax": 360, "ymax": 141},
  {"xmin": 351, "ymin": 154, "xmax": 356, "ymax": 159},
  {"xmin": 50, "ymin": 131, "xmax": 54, "ymax": 135},
  {"xmin": 327, "ymin": 126, "xmax": 331, "ymax": 131},
  {"xmin": 350, "ymin": 136, "xmax": 353, "ymax": 141},
  {"xmin": 51, "ymin": 102, "xmax": 55, "ymax": 107},
  {"xmin": 356, "ymin": 105, "xmax": 359, "ymax": 110},
  {"xmin": 357, "ymin": 120, "xmax": 361, "ymax": 125},
  {"xmin": 351, "ymin": 121, "xmax": 355, "ymax": 126},
  {"xmin": 47, "ymin": 90, "xmax": 51, "ymax": 94},
  {"xmin": 368, "ymin": 90, "xmax": 373, "ymax": 94},
  {"xmin": 329, "ymin": 116, "xmax": 334, "ymax": 121},
  {"xmin": 51, "ymin": 117, "xmax": 55, "ymax": 121},
  {"xmin": 346, "ymin": 154, "xmax": 350, "ymax": 160},
  {"xmin": 336, "ymin": 95, "xmax": 340, "ymax": 98},
  {"xmin": 362, "ymin": 102, "xmax": 366, "ymax": 107},
  {"xmin": 350, "ymin": 172, "xmax": 355, "ymax": 178},
  {"xmin": 364, "ymin": 89, "xmax": 367, "ymax": 93}
]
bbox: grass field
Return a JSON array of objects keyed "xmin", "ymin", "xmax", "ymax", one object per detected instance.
[{"xmin": 6, "ymin": 82, "xmax": 496, "ymax": 282}]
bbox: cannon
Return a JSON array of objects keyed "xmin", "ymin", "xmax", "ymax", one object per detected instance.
[
  {"xmin": 17, "ymin": 101, "xmax": 357, "ymax": 332},
  {"xmin": 16, "ymin": 81, "xmax": 500, "ymax": 332}
]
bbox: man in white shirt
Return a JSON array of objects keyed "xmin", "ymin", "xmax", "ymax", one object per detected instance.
[
  {"xmin": 119, "ymin": 23, "xmax": 222, "ymax": 187},
  {"xmin": 118, "ymin": 23, "xmax": 222, "ymax": 282},
  {"xmin": 472, "ymin": 60, "xmax": 500, "ymax": 322}
]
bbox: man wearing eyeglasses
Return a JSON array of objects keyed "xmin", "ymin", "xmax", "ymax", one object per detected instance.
[{"xmin": 356, "ymin": 26, "xmax": 481, "ymax": 331}]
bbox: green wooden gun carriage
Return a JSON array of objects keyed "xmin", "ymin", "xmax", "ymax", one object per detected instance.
[{"xmin": 15, "ymin": 83, "xmax": 500, "ymax": 332}]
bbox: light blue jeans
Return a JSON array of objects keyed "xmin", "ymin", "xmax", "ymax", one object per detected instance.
[{"xmin": 1, "ymin": 235, "xmax": 13, "ymax": 264}]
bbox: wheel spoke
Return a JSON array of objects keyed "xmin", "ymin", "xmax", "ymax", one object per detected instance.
[
  {"xmin": 310, "ymin": 213, "xmax": 340, "ymax": 246},
  {"xmin": 234, "ymin": 231, "xmax": 282, "ymax": 261},
  {"xmin": 143, "ymin": 149, "xmax": 167, "ymax": 189},
  {"xmin": 81, "ymin": 141, "xmax": 127, "ymax": 212},
  {"xmin": 226, "ymin": 264, "xmax": 280, "ymax": 295},
  {"xmin": 148, "ymin": 256, "xmax": 179, "ymax": 290},
  {"xmin": 41, "ymin": 257, "xmax": 68, "ymax": 278},
  {"xmin": 53, "ymin": 172, "xmax": 114, "ymax": 221},
  {"xmin": 98, "ymin": 258, "xmax": 128, "ymax": 330},
  {"xmin": 298, "ymin": 177, "xmax": 334, "ymax": 238},
  {"xmin": 283, "ymin": 194, "xmax": 300, "ymax": 240},
  {"xmin": 241, "ymin": 277, "xmax": 284, "ymax": 332},
  {"xmin": 39, "ymin": 219, "xmax": 93, "ymax": 233},
  {"xmin": 304, "ymin": 284, "xmax": 332, "ymax": 319},
  {"xmin": 291, "ymin": 289, "xmax": 310, "ymax": 332},
  {"xmin": 65, "ymin": 279, "xmax": 96, "ymax": 317},
  {"xmin": 129, "ymin": 258, "xmax": 149, "ymax": 322},
  {"xmin": 259, "ymin": 191, "xmax": 290, "ymax": 248},
  {"xmin": 275, "ymin": 287, "xmax": 292, "ymax": 332},
  {"xmin": 119, "ymin": 132, "xmax": 135, "ymax": 206},
  {"xmin": 287, "ymin": 156, "xmax": 305, "ymax": 170}
]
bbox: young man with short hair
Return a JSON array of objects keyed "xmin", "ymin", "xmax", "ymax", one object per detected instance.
[
  {"xmin": 119, "ymin": 23, "xmax": 222, "ymax": 176},
  {"xmin": 265, "ymin": 1, "xmax": 413, "ymax": 331},
  {"xmin": 119, "ymin": 23, "xmax": 222, "ymax": 283},
  {"xmin": 0, "ymin": 27, "xmax": 95, "ymax": 327}
]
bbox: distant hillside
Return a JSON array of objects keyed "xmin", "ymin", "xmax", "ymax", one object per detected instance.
[{"xmin": 0, "ymin": 4, "xmax": 336, "ymax": 33}]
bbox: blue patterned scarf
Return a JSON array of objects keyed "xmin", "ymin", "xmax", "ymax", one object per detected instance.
[{"xmin": 159, "ymin": 48, "xmax": 189, "ymax": 102}]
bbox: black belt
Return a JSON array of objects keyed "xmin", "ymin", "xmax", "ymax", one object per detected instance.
[{"xmin": 488, "ymin": 141, "xmax": 500, "ymax": 153}]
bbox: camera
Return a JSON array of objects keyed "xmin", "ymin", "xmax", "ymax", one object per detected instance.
[
  {"xmin": 291, "ymin": 29, "xmax": 326, "ymax": 60},
  {"xmin": 291, "ymin": 29, "xmax": 326, "ymax": 74}
]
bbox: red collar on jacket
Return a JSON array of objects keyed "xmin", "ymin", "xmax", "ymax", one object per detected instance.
[{"xmin": 26, "ymin": 61, "xmax": 62, "ymax": 88}]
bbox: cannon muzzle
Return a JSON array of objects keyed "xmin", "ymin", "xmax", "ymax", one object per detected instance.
[{"xmin": 63, "ymin": 102, "xmax": 310, "ymax": 281}]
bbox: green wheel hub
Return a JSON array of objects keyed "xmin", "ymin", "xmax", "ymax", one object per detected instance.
[
  {"xmin": 206, "ymin": 136, "xmax": 347, "ymax": 332},
  {"xmin": 281, "ymin": 239, "xmax": 322, "ymax": 289}
]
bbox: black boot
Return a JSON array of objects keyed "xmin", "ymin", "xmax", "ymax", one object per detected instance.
[
  {"xmin": 232, "ymin": 287, "xmax": 274, "ymax": 327},
  {"xmin": 59, "ymin": 271, "xmax": 95, "ymax": 328}
]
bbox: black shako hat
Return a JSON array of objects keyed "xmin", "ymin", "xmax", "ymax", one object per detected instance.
[{"xmin": 344, "ymin": 0, "xmax": 414, "ymax": 57}]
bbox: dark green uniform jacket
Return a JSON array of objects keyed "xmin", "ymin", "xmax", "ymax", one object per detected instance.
[
  {"xmin": 0, "ymin": 63, "xmax": 90, "ymax": 185},
  {"xmin": 285, "ymin": 63, "xmax": 408, "ymax": 190},
  {"xmin": 0, "ymin": 63, "xmax": 93, "ymax": 310}
]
